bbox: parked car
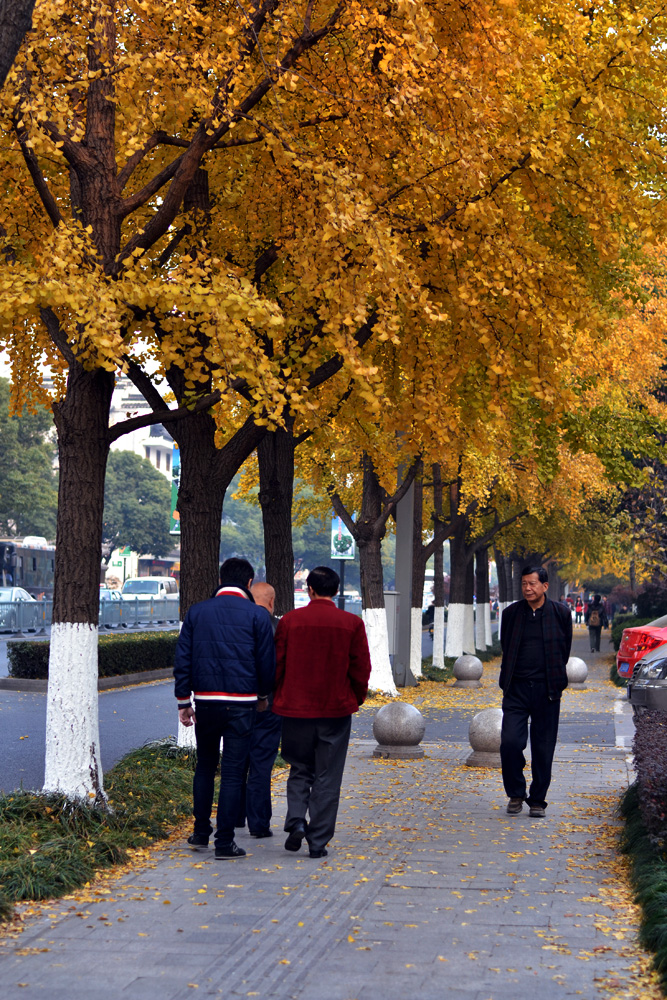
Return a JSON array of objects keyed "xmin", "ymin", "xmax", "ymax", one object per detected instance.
[
  {"xmin": 616, "ymin": 614, "xmax": 667, "ymax": 680},
  {"xmin": 121, "ymin": 577, "xmax": 179, "ymax": 601},
  {"xmin": 99, "ymin": 587, "xmax": 121, "ymax": 601},
  {"xmin": 0, "ymin": 586, "xmax": 41, "ymax": 631},
  {"xmin": 626, "ymin": 640, "xmax": 667, "ymax": 715}
]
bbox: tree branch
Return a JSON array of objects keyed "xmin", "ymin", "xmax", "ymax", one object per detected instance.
[
  {"xmin": 14, "ymin": 122, "xmax": 62, "ymax": 227},
  {"xmin": 107, "ymin": 390, "xmax": 224, "ymax": 442},
  {"xmin": 39, "ymin": 307, "xmax": 75, "ymax": 364}
]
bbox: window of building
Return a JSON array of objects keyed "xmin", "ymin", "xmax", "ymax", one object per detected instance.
[
  {"xmin": 155, "ymin": 451, "xmax": 161, "ymax": 470},
  {"xmin": 165, "ymin": 452, "xmax": 171, "ymax": 472}
]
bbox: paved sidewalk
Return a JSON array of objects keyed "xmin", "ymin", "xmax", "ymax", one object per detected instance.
[{"xmin": 0, "ymin": 634, "xmax": 656, "ymax": 999}]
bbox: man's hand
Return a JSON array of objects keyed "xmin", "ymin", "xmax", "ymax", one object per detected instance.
[
  {"xmin": 257, "ymin": 697, "xmax": 269, "ymax": 714},
  {"xmin": 179, "ymin": 706, "xmax": 196, "ymax": 727}
]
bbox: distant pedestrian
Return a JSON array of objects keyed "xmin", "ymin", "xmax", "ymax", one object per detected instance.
[
  {"xmin": 174, "ymin": 558, "xmax": 275, "ymax": 860},
  {"xmin": 273, "ymin": 566, "xmax": 372, "ymax": 858},
  {"xmin": 585, "ymin": 594, "xmax": 608, "ymax": 653},
  {"xmin": 499, "ymin": 566, "xmax": 573, "ymax": 819},
  {"xmin": 235, "ymin": 582, "xmax": 282, "ymax": 839},
  {"xmin": 575, "ymin": 597, "xmax": 584, "ymax": 624}
]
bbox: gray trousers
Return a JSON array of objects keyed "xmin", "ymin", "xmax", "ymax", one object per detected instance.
[{"xmin": 280, "ymin": 715, "xmax": 352, "ymax": 852}]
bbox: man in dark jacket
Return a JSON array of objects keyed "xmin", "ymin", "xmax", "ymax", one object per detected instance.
[
  {"xmin": 273, "ymin": 565, "xmax": 371, "ymax": 859},
  {"xmin": 174, "ymin": 558, "xmax": 275, "ymax": 859},
  {"xmin": 499, "ymin": 566, "xmax": 572, "ymax": 819}
]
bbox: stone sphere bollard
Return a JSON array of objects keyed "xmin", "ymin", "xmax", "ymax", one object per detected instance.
[
  {"xmin": 372, "ymin": 702, "xmax": 426, "ymax": 759},
  {"xmin": 453, "ymin": 654, "xmax": 483, "ymax": 688},
  {"xmin": 465, "ymin": 707, "xmax": 503, "ymax": 768},
  {"xmin": 566, "ymin": 656, "xmax": 588, "ymax": 690}
]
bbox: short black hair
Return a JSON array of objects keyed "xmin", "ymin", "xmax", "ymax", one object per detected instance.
[
  {"xmin": 521, "ymin": 565, "xmax": 548, "ymax": 584},
  {"xmin": 307, "ymin": 565, "xmax": 340, "ymax": 597},
  {"xmin": 219, "ymin": 557, "xmax": 254, "ymax": 588}
]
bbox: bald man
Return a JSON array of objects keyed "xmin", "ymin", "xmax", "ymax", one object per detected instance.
[{"xmin": 236, "ymin": 582, "xmax": 282, "ymax": 838}]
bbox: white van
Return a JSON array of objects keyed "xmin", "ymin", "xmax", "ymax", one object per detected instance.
[{"xmin": 121, "ymin": 576, "xmax": 179, "ymax": 601}]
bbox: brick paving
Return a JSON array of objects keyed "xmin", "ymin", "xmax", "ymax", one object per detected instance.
[{"xmin": 0, "ymin": 631, "xmax": 652, "ymax": 1000}]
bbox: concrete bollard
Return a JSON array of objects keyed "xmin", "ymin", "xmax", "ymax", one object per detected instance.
[
  {"xmin": 453, "ymin": 654, "xmax": 483, "ymax": 688},
  {"xmin": 566, "ymin": 656, "xmax": 588, "ymax": 690},
  {"xmin": 465, "ymin": 707, "xmax": 503, "ymax": 768},
  {"xmin": 372, "ymin": 702, "xmax": 426, "ymax": 759}
]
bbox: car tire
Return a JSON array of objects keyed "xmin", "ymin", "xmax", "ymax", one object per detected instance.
[{"xmin": 632, "ymin": 705, "xmax": 648, "ymax": 720}]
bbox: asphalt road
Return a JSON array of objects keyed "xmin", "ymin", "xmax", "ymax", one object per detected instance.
[{"xmin": 0, "ymin": 623, "xmax": 501, "ymax": 793}]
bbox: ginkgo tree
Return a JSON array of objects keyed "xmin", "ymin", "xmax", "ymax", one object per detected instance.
[{"xmin": 1, "ymin": 0, "xmax": 667, "ymax": 799}]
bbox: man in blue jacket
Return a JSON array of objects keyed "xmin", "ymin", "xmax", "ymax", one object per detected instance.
[{"xmin": 174, "ymin": 558, "xmax": 275, "ymax": 859}]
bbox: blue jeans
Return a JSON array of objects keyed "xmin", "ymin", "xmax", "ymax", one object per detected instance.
[{"xmin": 192, "ymin": 702, "xmax": 255, "ymax": 846}]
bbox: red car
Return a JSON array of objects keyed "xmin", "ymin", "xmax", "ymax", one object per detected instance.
[{"xmin": 617, "ymin": 615, "xmax": 667, "ymax": 679}]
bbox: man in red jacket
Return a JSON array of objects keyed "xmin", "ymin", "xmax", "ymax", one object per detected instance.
[{"xmin": 273, "ymin": 565, "xmax": 372, "ymax": 859}]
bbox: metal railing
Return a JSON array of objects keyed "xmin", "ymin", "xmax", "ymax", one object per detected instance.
[{"xmin": 0, "ymin": 598, "xmax": 180, "ymax": 635}]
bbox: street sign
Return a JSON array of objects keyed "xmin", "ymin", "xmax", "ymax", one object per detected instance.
[
  {"xmin": 331, "ymin": 516, "xmax": 355, "ymax": 560},
  {"xmin": 170, "ymin": 443, "xmax": 181, "ymax": 535}
]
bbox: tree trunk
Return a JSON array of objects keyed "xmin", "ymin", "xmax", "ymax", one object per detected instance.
[
  {"xmin": 475, "ymin": 547, "xmax": 490, "ymax": 650},
  {"xmin": 511, "ymin": 555, "xmax": 523, "ymax": 601},
  {"xmin": 464, "ymin": 551, "xmax": 475, "ymax": 653},
  {"xmin": 356, "ymin": 454, "xmax": 397, "ymax": 696},
  {"xmin": 44, "ymin": 362, "xmax": 114, "ymax": 802},
  {"xmin": 257, "ymin": 418, "xmax": 295, "ymax": 617},
  {"xmin": 432, "ymin": 465, "xmax": 446, "ymax": 668},
  {"xmin": 445, "ymin": 518, "xmax": 467, "ymax": 658},
  {"xmin": 494, "ymin": 546, "xmax": 509, "ymax": 639},
  {"xmin": 432, "ymin": 540, "xmax": 445, "ymax": 668},
  {"xmin": 410, "ymin": 464, "xmax": 424, "ymax": 680},
  {"xmin": 0, "ymin": 0, "xmax": 35, "ymax": 89}
]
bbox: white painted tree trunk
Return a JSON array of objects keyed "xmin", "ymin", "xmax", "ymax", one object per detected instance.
[
  {"xmin": 44, "ymin": 623, "xmax": 105, "ymax": 802},
  {"xmin": 474, "ymin": 603, "xmax": 486, "ymax": 651},
  {"xmin": 175, "ymin": 619, "xmax": 197, "ymax": 748},
  {"xmin": 178, "ymin": 715, "xmax": 197, "ymax": 748},
  {"xmin": 362, "ymin": 607, "xmax": 398, "ymax": 697},
  {"xmin": 410, "ymin": 607, "xmax": 423, "ymax": 679},
  {"xmin": 445, "ymin": 603, "xmax": 465, "ymax": 658},
  {"xmin": 463, "ymin": 603, "xmax": 475, "ymax": 653},
  {"xmin": 497, "ymin": 601, "xmax": 509, "ymax": 640},
  {"xmin": 484, "ymin": 602, "xmax": 493, "ymax": 648},
  {"xmin": 432, "ymin": 605, "xmax": 445, "ymax": 667}
]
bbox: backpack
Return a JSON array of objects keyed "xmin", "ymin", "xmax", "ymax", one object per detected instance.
[{"xmin": 589, "ymin": 607, "xmax": 601, "ymax": 627}]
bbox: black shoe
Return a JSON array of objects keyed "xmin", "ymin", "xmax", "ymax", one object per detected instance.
[
  {"xmin": 187, "ymin": 834, "xmax": 210, "ymax": 851},
  {"xmin": 214, "ymin": 841, "xmax": 246, "ymax": 859},
  {"xmin": 529, "ymin": 805, "xmax": 546, "ymax": 818},
  {"xmin": 309, "ymin": 849, "xmax": 328, "ymax": 859},
  {"xmin": 284, "ymin": 821, "xmax": 307, "ymax": 852},
  {"xmin": 506, "ymin": 798, "xmax": 523, "ymax": 815},
  {"xmin": 250, "ymin": 829, "xmax": 273, "ymax": 839}
]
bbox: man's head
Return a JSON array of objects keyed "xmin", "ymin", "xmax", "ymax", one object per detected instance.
[
  {"xmin": 219, "ymin": 557, "xmax": 254, "ymax": 590},
  {"xmin": 594, "ymin": 593, "xmax": 602, "ymax": 603},
  {"xmin": 251, "ymin": 581, "xmax": 276, "ymax": 614},
  {"xmin": 306, "ymin": 565, "xmax": 340, "ymax": 599},
  {"xmin": 521, "ymin": 565, "xmax": 549, "ymax": 608}
]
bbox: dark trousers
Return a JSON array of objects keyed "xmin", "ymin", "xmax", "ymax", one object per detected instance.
[
  {"xmin": 500, "ymin": 680, "xmax": 560, "ymax": 809},
  {"xmin": 588, "ymin": 625, "xmax": 602, "ymax": 652},
  {"xmin": 236, "ymin": 709, "xmax": 282, "ymax": 834},
  {"xmin": 192, "ymin": 702, "xmax": 255, "ymax": 847},
  {"xmin": 280, "ymin": 716, "xmax": 352, "ymax": 852}
]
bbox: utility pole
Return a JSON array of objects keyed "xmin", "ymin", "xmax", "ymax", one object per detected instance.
[{"xmin": 393, "ymin": 480, "xmax": 416, "ymax": 686}]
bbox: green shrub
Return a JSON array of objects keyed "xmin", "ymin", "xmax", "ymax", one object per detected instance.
[
  {"xmin": 610, "ymin": 615, "xmax": 654, "ymax": 652},
  {"xmin": 0, "ymin": 737, "xmax": 194, "ymax": 920},
  {"xmin": 620, "ymin": 782, "xmax": 667, "ymax": 990},
  {"xmin": 8, "ymin": 630, "xmax": 179, "ymax": 680}
]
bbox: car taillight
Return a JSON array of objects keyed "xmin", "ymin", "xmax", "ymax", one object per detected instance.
[{"xmin": 632, "ymin": 633, "xmax": 664, "ymax": 653}]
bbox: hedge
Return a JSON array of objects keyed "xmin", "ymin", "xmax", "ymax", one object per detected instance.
[{"xmin": 8, "ymin": 630, "xmax": 179, "ymax": 680}]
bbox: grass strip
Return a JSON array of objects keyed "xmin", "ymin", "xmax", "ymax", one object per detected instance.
[
  {"xmin": 620, "ymin": 782, "xmax": 667, "ymax": 991},
  {"xmin": 0, "ymin": 737, "xmax": 194, "ymax": 922},
  {"xmin": 610, "ymin": 660, "xmax": 628, "ymax": 688}
]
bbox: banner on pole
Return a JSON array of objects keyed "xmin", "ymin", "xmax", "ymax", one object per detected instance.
[
  {"xmin": 170, "ymin": 443, "xmax": 181, "ymax": 535},
  {"xmin": 331, "ymin": 516, "xmax": 355, "ymax": 560}
]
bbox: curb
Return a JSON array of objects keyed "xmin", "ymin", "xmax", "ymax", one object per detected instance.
[{"xmin": 0, "ymin": 666, "xmax": 174, "ymax": 693}]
